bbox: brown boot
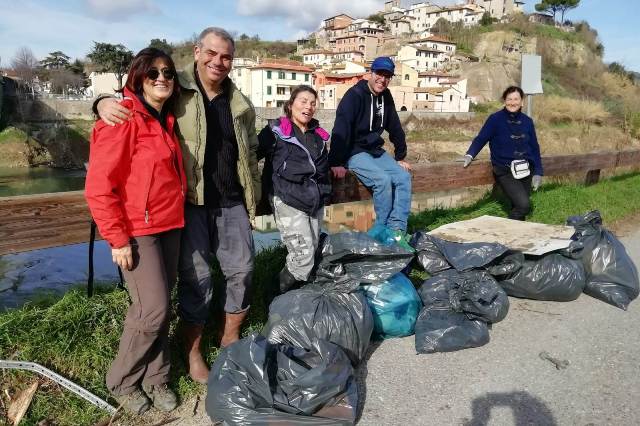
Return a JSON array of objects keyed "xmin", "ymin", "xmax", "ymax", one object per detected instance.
[
  {"xmin": 181, "ymin": 323, "xmax": 209, "ymax": 384},
  {"xmin": 219, "ymin": 311, "xmax": 248, "ymax": 348}
]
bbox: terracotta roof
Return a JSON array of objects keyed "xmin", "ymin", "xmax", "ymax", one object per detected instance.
[
  {"xmin": 333, "ymin": 50, "xmax": 365, "ymax": 55},
  {"xmin": 442, "ymin": 5, "xmax": 476, "ymax": 12},
  {"xmin": 418, "ymin": 36, "xmax": 456, "ymax": 44},
  {"xmin": 418, "ymin": 71, "xmax": 456, "ymax": 77},
  {"xmin": 324, "ymin": 14, "xmax": 354, "ymax": 22},
  {"xmin": 414, "ymin": 87, "xmax": 446, "ymax": 94},
  {"xmin": 413, "ymin": 46, "xmax": 444, "ymax": 53},
  {"xmin": 317, "ymin": 72, "xmax": 366, "ymax": 79},
  {"xmin": 251, "ymin": 62, "xmax": 314, "ymax": 72},
  {"xmin": 303, "ymin": 49, "xmax": 334, "ymax": 55}
]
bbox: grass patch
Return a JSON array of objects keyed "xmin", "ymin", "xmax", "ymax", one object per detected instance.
[
  {"xmin": 409, "ymin": 172, "xmax": 640, "ymax": 232},
  {"xmin": 4, "ymin": 173, "xmax": 640, "ymax": 423},
  {"xmin": 0, "ymin": 126, "xmax": 29, "ymax": 144},
  {"xmin": 0, "ymin": 245, "xmax": 286, "ymax": 425}
]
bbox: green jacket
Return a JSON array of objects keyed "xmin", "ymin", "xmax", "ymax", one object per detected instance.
[{"xmin": 175, "ymin": 65, "xmax": 261, "ymax": 221}]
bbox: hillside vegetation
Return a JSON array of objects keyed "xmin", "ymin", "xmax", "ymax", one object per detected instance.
[{"xmin": 171, "ymin": 36, "xmax": 297, "ymax": 69}]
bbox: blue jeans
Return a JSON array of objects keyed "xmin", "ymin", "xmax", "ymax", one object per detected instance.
[{"xmin": 347, "ymin": 152, "xmax": 412, "ymax": 231}]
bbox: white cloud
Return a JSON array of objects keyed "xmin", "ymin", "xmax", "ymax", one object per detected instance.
[
  {"xmin": 236, "ymin": 0, "xmax": 382, "ymax": 34},
  {"xmin": 0, "ymin": 1, "xmax": 180, "ymax": 63},
  {"xmin": 85, "ymin": 0, "xmax": 160, "ymax": 21}
]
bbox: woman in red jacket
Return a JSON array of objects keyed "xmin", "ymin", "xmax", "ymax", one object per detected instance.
[{"xmin": 85, "ymin": 48, "xmax": 186, "ymax": 415}]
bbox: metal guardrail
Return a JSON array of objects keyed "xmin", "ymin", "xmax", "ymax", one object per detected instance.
[{"xmin": 0, "ymin": 360, "xmax": 116, "ymax": 414}]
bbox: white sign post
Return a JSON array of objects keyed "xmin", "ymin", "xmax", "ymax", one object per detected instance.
[{"xmin": 521, "ymin": 54, "xmax": 543, "ymax": 116}]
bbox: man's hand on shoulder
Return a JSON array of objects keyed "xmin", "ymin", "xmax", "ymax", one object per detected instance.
[
  {"xmin": 397, "ymin": 160, "xmax": 412, "ymax": 172},
  {"xmin": 97, "ymin": 98, "xmax": 133, "ymax": 126},
  {"xmin": 331, "ymin": 166, "xmax": 348, "ymax": 179}
]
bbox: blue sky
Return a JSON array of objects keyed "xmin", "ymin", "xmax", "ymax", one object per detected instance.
[{"xmin": 0, "ymin": 0, "xmax": 638, "ymax": 71}]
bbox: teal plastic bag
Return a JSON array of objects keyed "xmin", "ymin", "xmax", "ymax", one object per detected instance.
[
  {"xmin": 367, "ymin": 224, "xmax": 396, "ymax": 246},
  {"xmin": 360, "ymin": 273, "xmax": 422, "ymax": 339}
]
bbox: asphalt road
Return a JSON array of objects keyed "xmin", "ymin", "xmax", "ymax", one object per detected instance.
[
  {"xmin": 357, "ymin": 231, "xmax": 640, "ymax": 426},
  {"xmin": 149, "ymin": 230, "xmax": 640, "ymax": 426}
]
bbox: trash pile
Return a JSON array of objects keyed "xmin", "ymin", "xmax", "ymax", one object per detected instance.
[
  {"xmin": 206, "ymin": 233, "xmax": 414, "ymax": 425},
  {"xmin": 206, "ymin": 211, "xmax": 638, "ymax": 424}
]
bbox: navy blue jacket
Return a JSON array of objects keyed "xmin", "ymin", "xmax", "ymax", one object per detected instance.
[
  {"xmin": 329, "ymin": 79, "xmax": 407, "ymax": 167},
  {"xmin": 257, "ymin": 117, "xmax": 331, "ymax": 216},
  {"xmin": 467, "ymin": 108, "xmax": 543, "ymax": 176}
]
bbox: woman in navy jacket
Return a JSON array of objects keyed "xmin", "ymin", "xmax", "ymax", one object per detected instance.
[
  {"xmin": 257, "ymin": 85, "xmax": 331, "ymax": 292},
  {"xmin": 462, "ymin": 86, "xmax": 543, "ymax": 220}
]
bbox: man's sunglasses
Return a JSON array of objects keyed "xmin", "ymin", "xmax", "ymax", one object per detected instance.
[{"xmin": 146, "ymin": 68, "xmax": 175, "ymax": 81}]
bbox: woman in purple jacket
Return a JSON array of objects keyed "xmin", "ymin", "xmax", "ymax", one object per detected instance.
[{"xmin": 462, "ymin": 86, "xmax": 543, "ymax": 220}]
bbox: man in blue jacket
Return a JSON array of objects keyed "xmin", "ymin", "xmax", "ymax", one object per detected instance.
[{"xmin": 329, "ymin": 56, "xmax": 412, "ymax": 247}]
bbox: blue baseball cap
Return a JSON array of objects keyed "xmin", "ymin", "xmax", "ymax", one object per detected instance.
[{"xmin": 371, "ymin": 56, "xmax": 395, "ymax": 74}]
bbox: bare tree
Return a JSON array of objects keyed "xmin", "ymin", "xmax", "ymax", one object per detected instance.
[{"xmin": 11, "ymin": 46, "xmax": 39, "ymax": 97}]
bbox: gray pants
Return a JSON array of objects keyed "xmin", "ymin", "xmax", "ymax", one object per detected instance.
[
  {"xmin": 106, "ymin": 229, "xmax": 181, "ymax": 396},
  {"xmin": 177, "ymin": 203, "xmax": 254, "ymax": 325},
  {"xmin": 272, "ymin": 195, "xmax": 323, "ymax": 281}
]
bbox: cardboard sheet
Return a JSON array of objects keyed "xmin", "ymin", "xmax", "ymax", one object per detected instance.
[{"xmin": 428, "ymin": 215, "xmax": 575, "ymax": 255}]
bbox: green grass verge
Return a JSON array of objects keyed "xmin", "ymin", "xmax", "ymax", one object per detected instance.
[
  {"xmin": 409, "ymin": 172, "xmax": 640, "ymax": 232},
  {"xmin": 3, "ymin": 173, "xmax": 640, "ymax": 423},
  {"xmin": 0, "ymin": 126, "xmax": 29, "ymax": 144}
]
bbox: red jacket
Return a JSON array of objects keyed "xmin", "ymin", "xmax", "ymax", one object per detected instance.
[{"xmin": 85, "ymin": 89, "xmax": 186, "ymax": 248}]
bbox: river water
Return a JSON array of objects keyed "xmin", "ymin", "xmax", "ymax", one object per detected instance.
[{"xmin": 0, "ymin": 167, "xmax": 281, "ymax": 311}]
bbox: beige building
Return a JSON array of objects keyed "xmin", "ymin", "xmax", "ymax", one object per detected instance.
[
  {"xmin": 89, "ymin": 72, "xmax": 126, "ymax": 96},
  {"xmin": 246, "ymin": 62, "xmax": 314, "ymax": 108},
  {"xmin": 389, "ymin": 86, "xmax": 469, "ymax": 112},
  {"xmin": 388, "ymin": 75, "xmax": 470, "ymax": 112},
  {"xmin": 317, "ymin": 14, "xmax": 354, "ymax": 48},
  {"xmin": 414, "ymin": 36, "xmax": 457, "ymax": 55},
  {"xmin": 229, "ymin": 57, "xmax": 256, "ymax": 98},
  {"xmin": 334, "ymin": 34, "xmax": 381, "ymax": 61},
  {"xmin": 394, "ymin": 62, "xmax": 419, "ymax": 88},
  {"xmin": 389, "ymin": 16, "xmax": 415, "ymax": 36},
  {"xmin": 471, "ymin": 0, "xmax": 525, "ymax": 20},
  {"xmin": 317, "ymin": 83, "xmax": 352, "ymax": 109},
  {"xmin": 302, "ymin": 50, "xmax": 335, "ymax": 66},
  {"xmin": 418, "ymin": 70, "xmax": 460, "ymax": 87},
  {"xmin": 332, "ymin": 51, "xmax": 365, "ymax": 63},
  {"xmin": 397, "ymin": 44, "xmax": 447, "ymax": 71},
  {"xmin": 408, "ymin": 2, "xmax": 484, "ymax": 32}
]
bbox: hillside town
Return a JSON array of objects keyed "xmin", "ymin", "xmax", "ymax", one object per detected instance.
[
  {"xmin": 228, "ymin": 0, "xmax": 527, "ymax": 113},
  {"xmin": 75, "ymin": 0, "xmax": 531, "ymax": 113}
]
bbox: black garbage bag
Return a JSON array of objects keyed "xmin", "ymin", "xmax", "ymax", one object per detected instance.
[
  {"xmin": 263, "ymin": 284, "xmax": 374, "ymax": 365},
  {"xmin": 410, "ymin": 232, "xmax": 509, "ymax": 273},
  {"xmin": 414, "ymin": 307, "xmax": 490, "ymax": 354},
  {"xmin": 409, "ymin": 232, "xmax": 451, "ymax": 274},
  {"xmin": 414, "ymin": 270, "xmax": 507, "ymax": 354},
  {"xmin": 566, "ymin": 211, "xmax": 639, "ymax": 310},
  {"xmin": 418, "ymin": 269, "xmax": 509, "ymax": 323},
  {"xmin": 313, "ymin": 232, "xmax": 415, "ymax": 292},
  {"xmin": 487, "ymin": 252, "xmax": 586, "ymax": 302},
  {"xmin": 206, "ymin": 334, "xmax": 357, "ymax": 425}
]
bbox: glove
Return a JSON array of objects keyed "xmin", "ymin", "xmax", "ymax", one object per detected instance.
[
  {"xmin": 532, "ymin": 175, "xmax": 542, "ymax": 191},
  {"xmin": 459, "ymin": 154, "xmax": 473, "ymax": 168}
]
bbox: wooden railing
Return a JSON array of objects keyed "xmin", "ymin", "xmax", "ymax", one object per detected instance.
[{"xmin": 2, "ymin": 148, "xmax": 640, "ymax": 256}]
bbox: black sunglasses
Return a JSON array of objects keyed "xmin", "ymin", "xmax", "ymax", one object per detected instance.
[{"xmin": 146, "ymin": 68, "xmax": 175, "ymax": 81}]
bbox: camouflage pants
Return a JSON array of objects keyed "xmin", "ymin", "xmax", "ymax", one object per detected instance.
[{"xmin": 272, "ymin": 195, "xmax": 324, "ymax": 281}]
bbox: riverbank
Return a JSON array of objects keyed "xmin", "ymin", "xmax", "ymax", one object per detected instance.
[{"xmin": 3, "ymin": 173, "xmax": 640, "ymax": 424}]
